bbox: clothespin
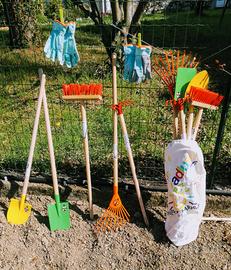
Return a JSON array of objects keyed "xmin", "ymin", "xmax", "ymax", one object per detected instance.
[
  {"xmin": 59, "ymin": 3, "xmax": 64, "ymax": 24},
  {"xmin": 137, "ymin": 33, "xmax": 141, "ymax": 48}
]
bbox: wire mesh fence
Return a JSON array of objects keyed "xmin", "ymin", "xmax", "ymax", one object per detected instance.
[{"xmin": 0, "ymin": 1, "xmax": 230, "ymax": 189}]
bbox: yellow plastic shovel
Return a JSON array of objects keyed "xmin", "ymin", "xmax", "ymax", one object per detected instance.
[
  {"xmin": 185, "ymin": 70, "xmax": 209, "ymax": 139},
  {"xmin": 7, "ymin": 74, "xmax": 46, "ymax": 225}
]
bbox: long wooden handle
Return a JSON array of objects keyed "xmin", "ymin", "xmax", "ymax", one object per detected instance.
[
  {"xmin": 192, "ymin": 108, "xmax": 203, "ymax": 141},
  {"xmin": 187, "ymin": 105, "xmax": 194, "ymax": 140},
  {"xmin": 112, "ymin": 53, "xmax": 118, "ymax": 187},
  {"xmin": 21, "ymin": 74, "xmax": 45, "ymax": 196},
  {"xmin": 179, "ymin": 109, "xmax": 186, "ymax": 139},
  {"xmin": 42, "ymin": 78, "xmax": 59, "ymax": 197},
  {"xmin": 173, "ymin": 106, "xmax": 178, "ymax": 139},
  {"xmin": 80, "ymin": 102, "xmax": 93, "ymax": 219},
  {"xmin": 119, "ymin": 114, "xmax": 149, "ymax": 227}
]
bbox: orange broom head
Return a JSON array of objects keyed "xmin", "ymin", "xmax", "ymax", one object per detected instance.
[
  {"xmin": 62, "ymin": 83, "xmax": 103, "ymax": 100},
  {"xmin": 95, "ymin": 186, "xmax": 130, "ymax": 233},
  {"xmin": 188, "ymin": 86, "xmax": 224, "ymax": 110}
]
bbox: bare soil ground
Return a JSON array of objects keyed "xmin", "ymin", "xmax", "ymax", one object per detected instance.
[{"xmin": 0, "ymin": 181, "xmax": 230, "ymax": 270}]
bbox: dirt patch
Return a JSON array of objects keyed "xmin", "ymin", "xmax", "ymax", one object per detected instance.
[{"xmin": 0, "ymin": 182, "xmax": 230, "ymax": 270}]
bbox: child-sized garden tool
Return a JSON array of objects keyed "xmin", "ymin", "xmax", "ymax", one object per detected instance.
[
  {"xmin": 62, "ymin": 83, "xmax": 103, "ymax": 220},
  {"xmin": 187, "ymin": 86, "xmax": 224, "ymax": 140},
  {"xmin": 153, "ymin": 51, "xmax": 199, "ymax": 139},
  {"xmin": 7, "ymin": 72, "xmax": 46, "ymax": 225},
  {"xmin": 184, "ymin": 71, "xmax": 209, "ymax": 140},
  {"xmin": 174, "ymin": 68, "xmax": 197, "ymax": 139},
  {"xmin": 95, "ymin": 53, "xmax": 130, "ymax": 232},
  {"xmin": 112, "ymin": 100, "xmax": 149, "ymax": 227},
  {"xmin": 37, "ymin": 69, "xmax": 70, "ymax": 231}
]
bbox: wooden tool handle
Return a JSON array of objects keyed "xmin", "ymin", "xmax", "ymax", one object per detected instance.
[
  {"xmin": 187, "ymin": 105, "xmax": 194, "ymax": 140},
  {"xmin": 42, "ymin": 78, "xmax": 60, "ymax": 197},
  {"xmin": 119, "ymin": 114, "xmax": 149, "ymax": 227},
  {"xmin": 192, "ymin": 107, "xmax": 203, "ymax": 140},
  {"xmin": 173, "ymin": 106, "xmax": 178, "ymax": 139},
  {"xmin": 179, "ymin": 109, "xmax": 186, "ymax": 139},
  {"xmin": 80, "ymin": 102, "xmax": 93, "ymax": 219},
  {"xmin": 22, "ymin": 73, "xmax": 45, "ymax": 196},
  {"xmin": 192, "ymin": 107, "xmax": 203, "ymax": 141},
  {"xmin": 112, "ymin": 53, "xmax": 118, "ymax": 186}
]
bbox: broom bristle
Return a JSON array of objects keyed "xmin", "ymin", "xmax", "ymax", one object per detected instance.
[
  {"xmin": 189, "ymin": 86, "xmax": 224, "ymax": 109},
  {"xmin": 95, "ymin": 194, "xmax": 130, "ymax": 233},
  {"xmin": 62, "ymin": 84, "xmax": 103, "ymax": 100}
]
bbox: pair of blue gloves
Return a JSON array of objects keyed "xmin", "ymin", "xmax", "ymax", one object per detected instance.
[
  {"xmin": 44, "ymin": 21, "xmax": 79, "ymax": 68},
  {"xmin": 123, "ymin": 45, "xmax": 152, "ymax": 83}
]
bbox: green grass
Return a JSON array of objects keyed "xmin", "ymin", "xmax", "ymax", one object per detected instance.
[{"xmin": 0, "ymin": 9, "xmax": 230, "ymax": 186}]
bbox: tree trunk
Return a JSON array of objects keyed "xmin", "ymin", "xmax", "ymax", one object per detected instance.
[
  {"xmin": 219, "ymin": 0, "xmax": 230, "ymax": 27},
  {"xmin": 1, "ymin": 0, "xmax": 40, "ymax": 48},
  {"xmin": 195, "ymin": 0, "xmax": 204, "ymax": 16},
  {"xmin": 74, "ymin": 0, "xmax": 149, "ymax": 59}
]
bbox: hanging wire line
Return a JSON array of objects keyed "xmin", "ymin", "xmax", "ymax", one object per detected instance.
[
  {"xmin": 111, "ymin": 23, "xmax": 164, "ymax": 54},
  {"xmin": 201, "ymin": 44, "xmax": 231, "ymax": 62},
  {"xmin": 112, "ymin": 23, "xmax": 231, "ymax": 68}
]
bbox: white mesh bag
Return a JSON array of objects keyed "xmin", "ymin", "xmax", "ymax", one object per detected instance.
[{"xmin": 164, "ymin": 139, "xmax": 206, "ymax": 246}]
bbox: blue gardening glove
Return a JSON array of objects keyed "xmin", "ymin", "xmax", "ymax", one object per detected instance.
[
  {"xmin": 132, "ymin": 46, "xmax": 144, "ymax": 83},
  {"xmin": 63, "ymin": 22, "xmax": 80, "ymax": 68},
  {"xmin": 123, "ymin": 45, "xmax": 135, "ymax": 82},
  {"xmin": 141, "ymin": 47, "xmax": 152, "ymax": 81},
  {"xmin": 44, "ymin": 21, "xmax": 66, "ymax": 65}
]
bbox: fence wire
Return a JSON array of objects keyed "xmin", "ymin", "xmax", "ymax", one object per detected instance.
[{"xmin": 0, "ymin": 1, "xmax": 230, "ymax": 189}]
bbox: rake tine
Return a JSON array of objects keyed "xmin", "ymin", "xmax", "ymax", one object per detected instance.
[
  {"xmin": 104, "ymin": 212, "xmax": 114, "ymax": 231},
  {"xmin": 122, "ymin": 205, "xmax": 130, "ymax": 218},
  {"xmin": 154, "ymin": 57, "xmax": 165, "ymax": 75},
  {"xmin": 121, "ymin": 207, "xmax": 129, "ymax": 221},
  {"xmin": 165, "ymin": 51, "xmax": 171, "ymax": 74},
  {"xmin": 170, "ymin": 51, "xmax": 175, "ymax": 75},
  {"xmin": 181, "ymin": 50, "xmax": 186, "ymax": 67},
  {"xmin": 194, "ymin": 56, "xmax": 201, "ymax": 68},
  {"xmin": 96, "ymin": 211, "xmax": 111, "ymax": 231},
  {"xmin": 190, "ymin": 56, "xmax": 196, "ymax": 68},
  {"xmin": 176, "ymin": 50, "xmax": 180, "ymax": 70},
  {"xmin": 106, "ymin": 211, "xmax": 114, "ymax": 231},
  {"xmin": 158, "ymin": 56, "xmax": 169, "ymax": 75},
  {"xmin": 119, "ymin": 207, "xmax": 126, "ymax": 221},
  {"xmin": 185, "ymin": 51, "xmax": 192, "ymax": 67}
]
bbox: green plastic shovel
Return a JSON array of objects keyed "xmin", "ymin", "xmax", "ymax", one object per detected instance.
[
  {"xmin": 174, "ymin": 67, "xmax": 197, "ymax": 139},
  {"xmin": 39, "ymin": 69, "xmax": 70, "ymax": 231},
  {"xmin": 174, "ymin": 67, "xmax": 197, "ymax": 100}
]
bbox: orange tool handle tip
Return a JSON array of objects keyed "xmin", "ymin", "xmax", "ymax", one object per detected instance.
[{"xmin": 113, "ymin": 185, "xmax": 118, "ymax": 194}]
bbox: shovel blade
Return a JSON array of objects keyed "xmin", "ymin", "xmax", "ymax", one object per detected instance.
[
  {"xmin": 7, "ymin": 198, "xmax": 32, "ymax": 225},
  {"xmin": 48, "ymin": 201, "xmax": 70, "ymax": 231}
]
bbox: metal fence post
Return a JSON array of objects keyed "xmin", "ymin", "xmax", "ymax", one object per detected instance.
[{"xmin": 208, "ymin": 76, "xmax": 231, "ymax": 188}]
